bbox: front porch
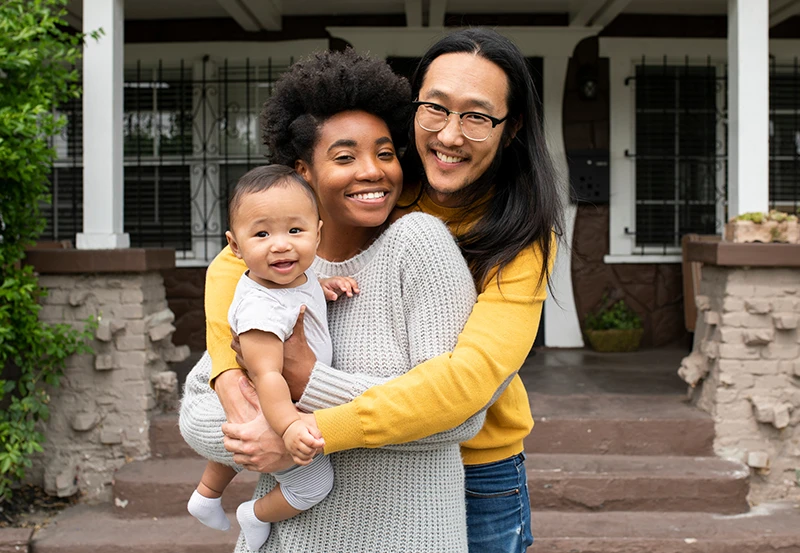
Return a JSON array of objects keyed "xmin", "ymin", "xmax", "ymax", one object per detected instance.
[{"xmin": 22, "ymin": 346, "xmax": 800, "ymax": 552}]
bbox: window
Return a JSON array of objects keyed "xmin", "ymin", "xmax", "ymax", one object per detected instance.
[
  {"xmin": 632, "ymin": 65, "xmax": 722, "ymax": 252},
  {"xmin": 769, "ymin": 68, "xmax": 800, "ymax": 213},
  {"xmin": 43, "ymin": 59, "xmax": 291, "ymax": 262},
  {"xmin": 123, "ymin": 66, "xmax": 193, "ymax": 249}
]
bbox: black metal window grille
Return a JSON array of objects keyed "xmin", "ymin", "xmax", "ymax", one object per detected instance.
[
  {"xmin": 43, "ymin": 57, "xmax": 291, "ymax": 262},
  {"xmin": 123, "ymin": 63, "xmax": 193, "ymax": 250},
  {"xmin": 628, "ymin": 59, "xmax": 726, "ymax": 253},
  {"xmin": 47, "ymin": 95, "xmax": 83, "ymax": 242},
  {"xmin": 769, "ymin": 58, "xmax": 800, "ymax": 214}
]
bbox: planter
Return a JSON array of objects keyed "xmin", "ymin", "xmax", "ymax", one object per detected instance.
[
  {"xmin": 725, "ymin": 220, "xmax": 799, "ymax": 244},
  {"xmin": 585, "ymin": 328, "xmax": 644, "ymax": 353}
]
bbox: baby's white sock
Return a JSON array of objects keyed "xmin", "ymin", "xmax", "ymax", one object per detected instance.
[
  {"xmin": 237, "ymin": 499, "xmax": 272, "ymax": 551},
  {"xmin": 187, "ymin": 490, "xmax": 231, "ymax": 531}
]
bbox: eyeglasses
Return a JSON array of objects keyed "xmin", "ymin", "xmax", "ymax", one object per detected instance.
[{"xmin": 412, "ymin": 101, "xmax": 508, "ymax": 142}]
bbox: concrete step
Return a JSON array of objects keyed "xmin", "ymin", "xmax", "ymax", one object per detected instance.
[
  {"xmin": 149, "ymin": 414, "xmax": 198, "ymax": 459},
  {"xmin": 113, "ymin": 458, "xmax": 259, "ymax": 518},
  {"xmin": 31, "ymin": 504, "xmax": 238, "ymax": 553},
  {"xmin": 31, "ymin": 502, "xmax": 800, "ymax": 553},
  {"xmin": 526, "ymin": 394, "xmax": 715, "ymax": 456},
  {"xmin": 527, "ymin": 454, "xmax": 750, "ymax": 514},
  {"xmin": 116, "ymin": 453, "xmax": 749, "ymax": 520},
  {"xmin": 529, "ymin": 503, "xmax": 800, "ymax": 552},
  {"xmin": 155, "ymin": 393, "xmax": 715, "ymax": 461}
]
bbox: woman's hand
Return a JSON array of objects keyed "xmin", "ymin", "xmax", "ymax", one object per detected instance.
[
  {"xmin": 283, "ymin": 306, "xmax": 316, "ymax": 401},
  {"xmin": 221, "ymin": 376, "xmax": 294, "ymax": 473},
  {"xmin": 213, "ymin": 368, "xmax": 258, "ymax": 424},
  {"xmin": 230, "ymin": 330, "xmax": 247, "ymax": 372}
]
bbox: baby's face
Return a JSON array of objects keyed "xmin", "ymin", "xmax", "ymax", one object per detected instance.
[{"xmin": 228, "ymin": 185, "xmax": 321, "ymax": 289}]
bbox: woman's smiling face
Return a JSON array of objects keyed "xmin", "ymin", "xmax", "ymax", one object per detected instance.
[{"xmin": 295, "ymin": 110, "xmax": 403, "ymax": 233}]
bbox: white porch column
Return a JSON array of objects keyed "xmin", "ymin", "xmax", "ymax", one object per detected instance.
[
  {"xmin": 543, "ymin": 55, "xmax": 584, "ymax": 348},
  {"xmin": 77, "ymin": 0, "xmax": 130, "ymax": 249},
  {"xmin": 727, "ymin": 0, "xmax": 769, "ymax": 217}
]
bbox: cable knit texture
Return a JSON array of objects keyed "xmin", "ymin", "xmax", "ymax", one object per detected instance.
[{"xmin": 180, "ymin": 213, "xmax": 481, "ymax": 553}]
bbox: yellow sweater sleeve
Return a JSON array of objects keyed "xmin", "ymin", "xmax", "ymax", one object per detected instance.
[
  {"xmin": 205, "ymin": 245, "xmax": 248, "ymax": 387},
  {"xmin": 315, "ymin": 239, "xmax": 554, "ymax": 453}
]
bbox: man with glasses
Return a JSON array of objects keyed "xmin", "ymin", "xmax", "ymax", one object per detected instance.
[{"xmin": 371, "ymin": 29, "xmax": 563, "ymax": 552}]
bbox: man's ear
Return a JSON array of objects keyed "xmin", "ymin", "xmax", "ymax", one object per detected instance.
[
  {"xmin": 226, "ymin": 230, "xmax": 243, "ymax": 258},
  {"xmin": 505, "ymin": 117, "xmax": 523, "ymax": 147}
]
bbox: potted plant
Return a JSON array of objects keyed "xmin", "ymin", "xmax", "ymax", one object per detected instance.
[
  {"xmin": 584, "ymin": 296, "xmax": 644, "ymax": 353},
  {"xmin": 724, "ymin": 210, "xmax": 799, "ymax": 244}
]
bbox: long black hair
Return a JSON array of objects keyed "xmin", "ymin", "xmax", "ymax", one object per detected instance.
[{"xmin": 403, "ymin": 28, "xmax": 564, "ymax": 292}]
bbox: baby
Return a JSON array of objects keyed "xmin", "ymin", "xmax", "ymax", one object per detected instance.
[{"xmin": 187, "ymin": 165, "xmax": 356, "ymax": 551}]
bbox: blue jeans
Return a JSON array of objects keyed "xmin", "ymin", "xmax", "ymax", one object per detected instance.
[{"xmin": 464, "ymin": 453, "xmax": 533, "ymax": 553}]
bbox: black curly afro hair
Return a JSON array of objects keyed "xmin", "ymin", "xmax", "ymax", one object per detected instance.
[{"xmin": 261, "ymin": 49, "xmax": 411, "ymax": 166}]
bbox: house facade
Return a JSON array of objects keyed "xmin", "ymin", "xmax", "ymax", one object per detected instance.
[{"xmin": 47, "ymin": 0, "xmax": 800, "ymax": 352}]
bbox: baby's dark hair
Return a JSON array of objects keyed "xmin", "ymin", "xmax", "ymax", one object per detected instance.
[
  {"xmin": 262, "ymin": 49, "xmax": 411, "ymax": 165},
  {"xmin": 228, "ymin": 165, "xmax": 318, "ymax": 229}
]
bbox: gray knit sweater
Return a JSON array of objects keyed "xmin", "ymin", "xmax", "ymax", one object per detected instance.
[{"xmin": 180, "ymin": 213, "xmax": 482, "ymax": 553}]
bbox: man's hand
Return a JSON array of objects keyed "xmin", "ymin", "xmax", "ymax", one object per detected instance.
[
  {"xmin": 221, "ymin": 377, "xmax": 293, "ymax": 473},
  {"xmin": 213, "ymin": 368, "xmax": 258, "ymax": 424},
  {"xmin": 283, "ymin": 306, "xmax": 316, "ymax": 401},
  {"xmin": 320, "ymin": 276, "xmax": 359, "ymax": 301}
]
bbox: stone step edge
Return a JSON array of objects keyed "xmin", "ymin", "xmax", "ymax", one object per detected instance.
[
  {"xmin": 151, "ymin": 417, "xmax": 717, "ymax": 459},
  {"xmin": 28, "ymin": 503, "xmax": 800, "ymax": 552},
  {"xmin": 111, "ymin": 455, "xmax": 751, "ymax": 518}
]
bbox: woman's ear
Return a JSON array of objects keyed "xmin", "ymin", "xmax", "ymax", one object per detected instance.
[{"xmin": 295, "ymin": 159, "xmax": 311, "ymax": 183}]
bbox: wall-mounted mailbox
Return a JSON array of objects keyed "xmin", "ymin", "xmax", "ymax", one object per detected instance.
[{"xmin": 568, "ymin": 149, "xmax": 609, "ymax": 204}]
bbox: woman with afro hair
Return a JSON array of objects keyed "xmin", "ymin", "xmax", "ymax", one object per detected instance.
[{"xmin": 181, "ymin": 48, "xmax": 484, "ymax": 552}]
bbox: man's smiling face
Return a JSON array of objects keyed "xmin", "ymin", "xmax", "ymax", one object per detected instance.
[{"xmin": 414, "ymin": 52, "xmax": 510, "ymax": 207}]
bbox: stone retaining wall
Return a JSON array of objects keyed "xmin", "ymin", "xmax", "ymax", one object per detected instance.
[
  {"xmin": 32, "ymin": 271, "xmax": 189, "ymax": 502},
  {"xmin": 680, "ymin": 266, "xmax": 800, "ymax": 503}
]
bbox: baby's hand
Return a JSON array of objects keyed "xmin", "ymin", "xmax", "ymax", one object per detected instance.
[
  {"xmin": 320, "ymin": 276, "xmax": 359, "ymax": 301},
  {"xmin": 282, "ymin": 419, "xmax": 325, "ymax": 465}
]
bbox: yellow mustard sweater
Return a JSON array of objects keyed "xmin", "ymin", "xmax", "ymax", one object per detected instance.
[{"xmin": 206, "ymin": 187, "xmax": 551, "ymax": 465}]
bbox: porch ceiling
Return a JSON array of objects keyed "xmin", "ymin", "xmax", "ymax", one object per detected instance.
[{"xmin": 66, "ymin": 0, "xmax": 751, "ymax": 21}]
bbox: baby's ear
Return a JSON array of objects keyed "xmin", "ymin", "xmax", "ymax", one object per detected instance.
[{"xmin": 226, "ymin": 230, "xmax": 242, "ymax": 258}]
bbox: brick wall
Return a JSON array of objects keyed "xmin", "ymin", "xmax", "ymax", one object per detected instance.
[{"xmin": 680, "ymin": 266, "xmax": 800, "ymax": 502}]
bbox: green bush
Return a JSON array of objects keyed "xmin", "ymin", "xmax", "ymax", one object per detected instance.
[
  {"xmin": 584, "ymin": 295, "xmax": 643, "ymax": 331},
  {"xmin": 0, "ymin": 0, "xmax": 97, "ymax": 504}
]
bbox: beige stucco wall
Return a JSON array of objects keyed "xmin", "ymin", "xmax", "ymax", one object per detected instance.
[
  {"xmin": 680, "ymin": 266, "xmax": 800, "ymax": 503},
  {"xmin": 33, "ymin": 272, "xmax": 189, "ymax": 501}
]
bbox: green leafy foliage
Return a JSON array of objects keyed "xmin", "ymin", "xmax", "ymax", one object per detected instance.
[
  {"xmin": 584, "ymin": 294, "xmax": 643, "ymax": 331},
  {"xmin": 0, "ymin": 0, "xmax": 97, "ymax": 504}
]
